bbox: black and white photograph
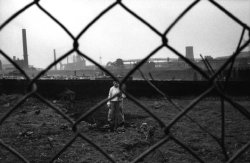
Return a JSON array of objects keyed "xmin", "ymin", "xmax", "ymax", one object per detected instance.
[{"xmin": 0, "ymin": 0, "xmax": 250, "ymax": 162}]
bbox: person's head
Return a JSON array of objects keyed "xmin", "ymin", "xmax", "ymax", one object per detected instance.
[{"xmin": 113, "ymin": 81, "xmax": 119, "ymax": 88}]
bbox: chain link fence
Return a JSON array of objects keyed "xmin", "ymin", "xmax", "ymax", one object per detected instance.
[{"xmin": 0, "ymin": 0, "xmax": 250, "ymax": 162}]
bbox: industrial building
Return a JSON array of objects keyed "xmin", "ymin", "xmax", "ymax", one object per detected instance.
[
  {"xmin": 120, "ymin": 46, "xmax": 250, "ymax": 71},
  {"xmin": 0, "ymin": 29, "xmax": 41, "ymax": 78},
  {"xmin": 104, "ymin": 46, "xmax": 250, "ymax": 80},
  {"xmin": 1, "ymin": 28, "xmax": 249, "ymax": 81},
  {"xmin": 59, "ymin": 55, "xmax": 87, "ymax": 70},
  {"xmin": 2, "ymin": 29, "xmax": 30, "ymax": 71}
]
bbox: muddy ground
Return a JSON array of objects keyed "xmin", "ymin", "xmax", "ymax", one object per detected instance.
[{"xmin": 0, "ymin": 94, "xmax": 250, "ymax": 163}]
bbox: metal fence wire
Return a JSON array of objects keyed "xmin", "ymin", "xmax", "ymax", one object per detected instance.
[{"xmin": 0, "ymin": 0, "xmax": 250, "ymax": 162}]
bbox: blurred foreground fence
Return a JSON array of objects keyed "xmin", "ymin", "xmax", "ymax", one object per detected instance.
[
  {"xmin": 0, "ymin": 80, "xmax": 250, "ymax": 98},
  {"xmin": 1, "ymin": 0, "xmax": 250, "ymax": 162}
]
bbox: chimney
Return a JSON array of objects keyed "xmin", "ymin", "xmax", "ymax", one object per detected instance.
[
  {"xmin": 13, "ymin": 56, "xmax": 16, "ymax": 61},
  {"xmin": 53, "ymin": 49, "xmax": 57, "ymax": 70},
  {"xmin": 186, "ymin": 46, "xmax": 194, "ymax": 61},
  {"xmin": 67, "ymin": 56, "xmax": 69, "ymax": 64},
  {"xmin": 76, "ymin": 55, "xmax": 81, "ymax": 62},
  {"xmin": 22, "ymin": 29, "xmax": 29, "ymax": 68},
  {"xmin": 60, "ymin": 62, "xmax": 63, "ymax": 70}
]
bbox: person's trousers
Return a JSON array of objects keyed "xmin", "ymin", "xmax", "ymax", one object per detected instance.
[{"xmin": 108, "ymin": 101, "xmax": 125, "ymax": 129}]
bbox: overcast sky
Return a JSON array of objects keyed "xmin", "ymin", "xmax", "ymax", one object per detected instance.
[{"xmin": 0, "ymin": 0, "xmax": 250, "ymax": 68}]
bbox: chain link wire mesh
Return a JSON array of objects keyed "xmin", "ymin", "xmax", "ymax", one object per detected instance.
[{"xmin": 0, "ymin": 0, "xmax": 250, "ymax": 162}]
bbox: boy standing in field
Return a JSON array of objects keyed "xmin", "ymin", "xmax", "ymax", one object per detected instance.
[{"xmin": 107, "ymin": 81, "xmax": 126, "ymax": 131}]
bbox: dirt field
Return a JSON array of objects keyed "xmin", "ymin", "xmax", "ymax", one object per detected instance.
[{"xmin": 0, "ymin": 94, "xmax": 250, "ymax": 163}]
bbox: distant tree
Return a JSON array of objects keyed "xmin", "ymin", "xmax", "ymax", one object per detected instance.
[
  {"xmin": 112, "ymin": 58, "xmax": 124, "ymax": 76},
  {"xmin": 115, "ymin": 58, "xmax": 124, "ymax": 67},
  {"xmin": 205, "ymin": 56, "xmax": 213, "ymax": 61},
  {"xmin": 106, "ymin": 62, "xmax": 113, "ymax": 67}
]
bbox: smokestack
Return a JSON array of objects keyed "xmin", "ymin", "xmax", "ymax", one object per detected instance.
[
  {"xmin": 76, "ymin": 55, "xmax": 81, "ymax": 62},
  {"xmin": 13, "ymin": 56, "xmax": 16, "ymax": 61},
  {"xmin": 60, "ymin": 62, "xmax": 63, "ymax": 70},
  {"xmin": 53, "ymin": 49, "xmax": 57, "ymax": 70},
  {"xmin": 67, "ymin": 56, "xmax": 69, "ymax": 64},
  {"xmin": 22, "ymin": 29, "xmax": 29, "ymax": 68},
  {"xmin": 186, "ymin": 46, "xmax": 194, "ymax": 61}
]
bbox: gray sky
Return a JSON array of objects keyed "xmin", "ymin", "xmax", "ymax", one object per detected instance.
[{"xmin": 0, "ymin": 0, "xmax": 250, "ymax": 68}]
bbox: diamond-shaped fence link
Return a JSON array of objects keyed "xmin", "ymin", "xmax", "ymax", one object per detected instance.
[{"xmin": 0, "ymin": 0, "xmax": 250, "ymax": 162}]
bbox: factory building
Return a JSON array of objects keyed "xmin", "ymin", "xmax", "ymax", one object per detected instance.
[
  {"xmin": 118, "ymin": 45, "xmax": 250, "ymax": 75},
  {"xmin": 185, "ymin": 46, "xmax": 194, "ymax": 61},
  {"xmin": 60, "ymin": 55, "xmax": 86, "ymax": 70}
]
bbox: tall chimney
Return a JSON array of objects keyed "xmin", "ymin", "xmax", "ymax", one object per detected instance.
[
  {"xmin": 76, "ymin": 55, "xmax": 81, "ymax": 62},
  {"xmin": 60, "ymin": 62, "xmax": 63, "ymax": 70},
  {"xmin": 186, "ymin": 46, "xmax": 194, "ymax": 61},
  {"xmin": 67, "ymin": 56, "xmax": 69, "ymax": 64},
  {"xmin": 22, "ymin": 29, "xmax": 29, "ymax": 68},
  {"xmin": 53, "ymin": 49, "xmax": 57, "ymax": 70}
]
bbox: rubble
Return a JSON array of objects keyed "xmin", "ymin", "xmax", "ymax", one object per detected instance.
[
  {"xmin": 19, "ymin": 110, "xmax": 27, "ymax": 114},
  {"xmin": 152, "ymin": 101, "xmax": 165, "ymax": 109},
  {"xmin": 0, "ymin": 94, "xmax": 249, "ymax": 163},
  {"xmin": 0, "ymin": 94, "xmax": 17, "ymax": 108},
  {"xmin": 139, "ymin": 122, "xmax": 156, "ymax": 143},
  {"xmin": 53, "ymin": 158, "xmax": 63, "ymax": 163},
  {"xmin": 34, "ymin": 110, "xmax": 40, "ymax": 115},
  {"xmin": 2, "ymin": 103, "xmax": 10, "ymax": 107},
  {"xmin": 60, "ymin": 124, "xmax": 69, "ymax": 130},
  {"xmin": 18, "ymin": 131, "xmax": 34, "ymax": 138},
  {"xmin": 47, "ymin": 136, "xmax": 54, "ymax": 149}
]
